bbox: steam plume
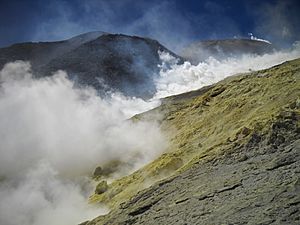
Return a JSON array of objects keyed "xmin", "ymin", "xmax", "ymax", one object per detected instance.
[{"xmin": 0, "ymin": 61, "xmax": 165, "ymax": 225}]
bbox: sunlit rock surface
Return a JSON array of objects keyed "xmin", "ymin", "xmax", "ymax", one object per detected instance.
[{"xmin": 88, "ymin": 58, "xmax": 300, "ymax": 225}]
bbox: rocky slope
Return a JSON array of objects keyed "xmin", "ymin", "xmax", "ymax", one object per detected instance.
[
  {"xmin": 87, "ymin": 58, "xmax": 300, "ymax": 224},
  {"xmin": 181, "ymin": 39, "xmax": 275, "ymax": 64},
  {"xmin": 0, "ymin": 31, "xmax": 106, "ymax": 69},
  {"xmin": 0, "ymin": 32, "xmax": 181, "ymax": 98}
]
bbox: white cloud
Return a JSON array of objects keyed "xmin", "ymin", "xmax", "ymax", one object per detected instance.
[
  {"xmin": 0, "ymin": 61, "xmax": 166, "ymax": 225},
  {"xmin": 154, "ymin": 45, "xmax": 300, "ymax": 98}
]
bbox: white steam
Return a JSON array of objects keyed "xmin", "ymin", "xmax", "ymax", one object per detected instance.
[
  {"xmin": 248, "ymin": 33, "xmax": 272, "ymax": 44},
  {"xmin": 0, "ymin": 163, "xmax": 105, "ymax": 225},
  {"xmin": 1, "ymin": 42, "xmax": 300, "ymax": 225},
  {"xmin": 0, "ymin": 61, "xmax": 165, "ymax": 225},
  {"xmin": 154, "ymin": 44, "xmax": 300, "ymax": 98}
]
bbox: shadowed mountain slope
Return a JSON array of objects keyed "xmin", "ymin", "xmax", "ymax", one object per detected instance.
[
  {"xmin": 0, "ymin": 32, "xmax": 182, "ymax": 98},
  {"xmin": 0, "ymin": 31, "xmax": 106, "ymax": 68},
  {"xmin": 181, "ymin": 39, "xmax": 276, "ymax": 64}
]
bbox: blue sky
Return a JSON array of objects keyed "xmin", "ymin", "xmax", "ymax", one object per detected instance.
[{"xmin": 0, "ymin": 0, "xmax": 299, "ymax": 50}]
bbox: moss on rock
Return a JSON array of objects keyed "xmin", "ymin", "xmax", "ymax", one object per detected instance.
[{"xmin": 95, "ymin": 181, "xmax": 109, "ymax": 195}]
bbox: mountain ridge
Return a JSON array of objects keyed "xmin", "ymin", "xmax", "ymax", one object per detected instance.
[
  {"xmin": 181, "ymin": 38, "xmax": 276, "ymax": 64},
  {"xmin": 0, "ymin": 32, "xmax": 183, "ymax": 98}
]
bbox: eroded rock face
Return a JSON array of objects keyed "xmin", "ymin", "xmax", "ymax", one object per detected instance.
[{"xmin": 87, "ymin": 58, "xmax": 300, "ymax": 225}]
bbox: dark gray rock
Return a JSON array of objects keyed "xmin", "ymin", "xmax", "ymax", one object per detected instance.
[
  {"xmin": 95, "ymin": 181, "xmax": 109, "ymax": 195},
  {"xmin": 88, "ymin": 111, "xmax": 300, "ymax": 225},
  {"xmin": 0, "ymin": 32, "xmax": 182, "ymax": 98},
  {"xmin": 0, "ymin": 31, "xmax": 106, "ymax": 69}
]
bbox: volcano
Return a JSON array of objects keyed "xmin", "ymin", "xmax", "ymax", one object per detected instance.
[{"xmin": 0, "ymin": 32, "xmax": 182, "ymax": 98}]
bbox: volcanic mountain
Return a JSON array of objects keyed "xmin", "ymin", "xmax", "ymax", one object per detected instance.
[
  {"xmin": 0, "ymin": 33, "xmax": 278, "ymax": 98},
  {"xmin": 181, "ymin": 39, "xmax": 276, "ymax": 64},
  {"xmin": 0, "ymin": 32, "xmax": 182, "ymax": 98}
]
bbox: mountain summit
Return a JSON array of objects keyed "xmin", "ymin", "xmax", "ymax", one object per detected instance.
[{"xmin": 0, "ymin": 32, "xmax": 182, "ymax": 98}]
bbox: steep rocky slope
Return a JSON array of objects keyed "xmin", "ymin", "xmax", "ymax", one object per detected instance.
[
  {"xmin": 181, "ymin": 39, "xmax": 275, "ymax": 64},
  {"xmin": 87, "ymin": 58, "xmax": 300, "ymax": 224},
  {"xmin": 0, "ymin": 32, "xmax": 181, "ymax": 98}
]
